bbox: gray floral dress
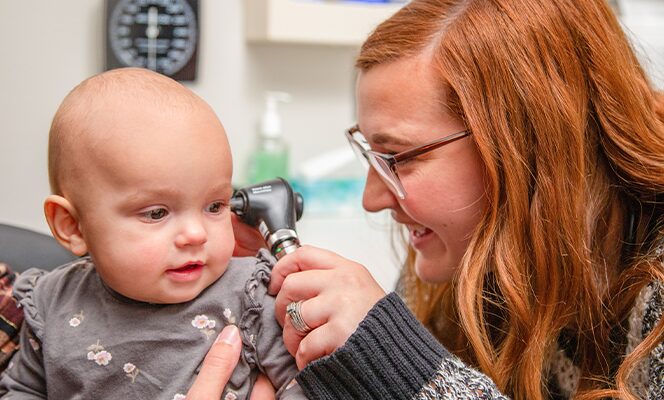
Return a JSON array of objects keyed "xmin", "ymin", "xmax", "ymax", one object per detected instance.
[{"xmin": 0, "ymin": 249, "xmax": 305, "ymax": 400}]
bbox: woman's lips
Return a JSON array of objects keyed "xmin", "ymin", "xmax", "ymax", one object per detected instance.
[{"xmin": 410, "ymin": 226, "xmax": 434, "ymax": 248}]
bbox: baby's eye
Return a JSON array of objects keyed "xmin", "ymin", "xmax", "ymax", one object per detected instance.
[
  {"xmin": 206, "ymin": 201, "xmax": 225, "ymax": 214},
  {"xmin": 141, "ymin": 208, "xmax": 169, "ymax": 222}
]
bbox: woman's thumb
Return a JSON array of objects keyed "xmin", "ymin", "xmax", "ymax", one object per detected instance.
[{"xmin": 187, "ymin": 325, "xmax": 242, "ymax": 399}]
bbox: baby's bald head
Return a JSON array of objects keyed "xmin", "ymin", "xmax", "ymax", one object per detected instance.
[{"xmin": 47, "ymin": 68, "xmax": 227, "ymax": 202}]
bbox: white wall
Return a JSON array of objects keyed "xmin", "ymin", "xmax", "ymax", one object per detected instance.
[
  {"xmin": 619, "ymin": 0, "xmax": 664, "ymax": 88},
  {"xmin": 0, "ymin": 0, "xmax": 361, "ymax": 233},
  {"xmin": 0, "ymin": 0, "xmax": 662, "ymax": 290},
  {"xmin": 0, "ymin": 0, "xmax": 402, "ymax": 290}
]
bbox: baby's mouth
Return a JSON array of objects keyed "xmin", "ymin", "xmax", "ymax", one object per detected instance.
[{"xmin": 169, "ymin": 262, "xmax": 204, "ymax": 273}]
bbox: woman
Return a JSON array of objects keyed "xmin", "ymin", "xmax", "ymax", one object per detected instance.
[{"xmin": 267, "ymin": 0, "xmax": 664, "ymax": 399}]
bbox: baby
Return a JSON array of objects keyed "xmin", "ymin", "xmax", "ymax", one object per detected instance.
[{"xmin": 0, "ymin": 68, "xmax": 304, "ymax": 399}]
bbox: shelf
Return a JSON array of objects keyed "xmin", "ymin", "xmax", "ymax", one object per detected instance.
[{"xmin": 245, "ymin": 0, "xmax": 404, "ymax": 46}]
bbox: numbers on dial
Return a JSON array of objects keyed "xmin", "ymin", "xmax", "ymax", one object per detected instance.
[{"xmin": 108, "ymin": 0, "xmax": 197, "ymax": 77}]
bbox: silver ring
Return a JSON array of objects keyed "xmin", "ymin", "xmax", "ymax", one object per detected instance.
[{"xmin": 286, "ymin": 300, "xmax": 312, "ymax": 333}]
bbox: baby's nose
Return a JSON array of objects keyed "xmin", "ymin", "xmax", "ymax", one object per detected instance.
[{"xmin": 175, "ymin": 218, "xmax": 208, "ymax": 247}]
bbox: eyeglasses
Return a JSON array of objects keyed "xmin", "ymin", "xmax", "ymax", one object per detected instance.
[{"xmin": 345, "ymin": 125, "xmax": 471, "ymax": 199}]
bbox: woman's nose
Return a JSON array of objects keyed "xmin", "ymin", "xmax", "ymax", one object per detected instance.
[
  {"xmin": 175, "ymin": 217, "xmax": 208, "ymax": 248},
  {"xmin": 362, "ymin": 168, "xmax": 399, "ymax": 213}
]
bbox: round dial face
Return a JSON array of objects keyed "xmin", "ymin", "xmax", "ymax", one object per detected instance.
[{"xmin": 107, "ymin": 0, "xmax": 198, "ymax": 77}]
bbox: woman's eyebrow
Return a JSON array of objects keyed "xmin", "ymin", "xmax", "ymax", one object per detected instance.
[{"xmin": 371, "ymin": 132, "xmax": 414, "ymax": 146}]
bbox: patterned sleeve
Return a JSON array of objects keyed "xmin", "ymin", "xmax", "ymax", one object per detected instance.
[
  {"xmin": 0, "ymin": 269, "xmax": 48, "ymax": 398},
  {"xmin": 0, "ymin": 263, "xmax": 22, "ymax": 373},
  {"xmin": 296, "ymin": 292, "xmax": 510, "ymax": 400},
  {"xmin": 0, "ymin": 325, "xmax": 47, "ymax": 398}
]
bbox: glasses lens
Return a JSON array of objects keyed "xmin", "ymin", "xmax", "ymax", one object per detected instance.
[
  {"xmin": 346, "ymin": 128, "xmax": 407, "ymax": 199},
  {"xmin": 367, "ymin": 154, "xmax": 406, "ymax": 199},
  {"xmin": 346, "ymin": 132, "xmax": 369, "ymax": 169}
]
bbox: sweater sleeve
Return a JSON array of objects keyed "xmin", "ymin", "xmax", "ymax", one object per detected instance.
[
  {"xmin": 295, "ymin": 292, "xmax": 509, "ymax": 400},
  {"xmin": 642, "ymin": 281, "xmax": 664, "ymax": 399}
]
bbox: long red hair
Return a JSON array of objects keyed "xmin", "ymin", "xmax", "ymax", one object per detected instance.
[{"xmin": 357, "ymin": 1, "xmax": 664, "ymax": 399}]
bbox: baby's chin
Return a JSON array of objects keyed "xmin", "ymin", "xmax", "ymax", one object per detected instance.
[{"xmin": 115, "ymin": 282, "xmax": 212, "ymax": 305}]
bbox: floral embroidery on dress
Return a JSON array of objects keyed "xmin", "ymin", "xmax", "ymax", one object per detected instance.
[
  {"xmin": 123, "ymin": 362, "xmax": 140, "ymax": 382},
  {"xmin": 191, "ymin": 314, "xmax": 217, "ymax": 339},
  {"xmin": 122, "ymin": 361, "xmax": 162, "ymax": 387},
  {"xmin": 224, "ymin": 391, "xmax": 238, "ymax": 400},
  {"xmin": 87, "ymin": 340, "xmax": 112, "ymax": 366},
  {"xmin": 172, "ymin": 394, "xmax": 186, "ymax": 400},
  {"xmin": 223, "ymin": 308, "xmax": 236, "ymax": 324},
  {"xmin": 69, "ymin": 311, "xmax": 85, "ymax": 327}
]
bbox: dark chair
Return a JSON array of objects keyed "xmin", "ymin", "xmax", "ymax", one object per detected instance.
[{"xmin": 0, "ymin": 223, "xmax": 77, "ymax": 273}]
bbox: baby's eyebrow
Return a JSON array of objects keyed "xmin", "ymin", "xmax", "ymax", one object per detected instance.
[
  {"xmin": 124, "ymin": 187, "xmax": 181, "ymax": 203},
  {"xmin": 209, "ymin": 183, "xmax": 233, "ymax": 197}
]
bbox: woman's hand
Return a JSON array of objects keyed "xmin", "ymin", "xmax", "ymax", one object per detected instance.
[
  {"xmin": 231, "ymin": 214, "xmax": 266, "ymax": 257},
  {"xmin": 269, "ymin": 245, "xmax": 386, "ymax": 369},
  {"xmin": 187, "ymin": 325, "xmax": 276, "ymax": 399}
]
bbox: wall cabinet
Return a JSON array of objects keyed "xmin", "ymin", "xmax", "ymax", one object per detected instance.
[{"xmin": 245, "ymin": 0, "xmax": 404, "ymax": 46}]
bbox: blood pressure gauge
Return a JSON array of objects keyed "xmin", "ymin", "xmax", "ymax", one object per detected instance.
[{"xmin": 105, "ymin": 0, "xmax": 199, "ymax": 81}]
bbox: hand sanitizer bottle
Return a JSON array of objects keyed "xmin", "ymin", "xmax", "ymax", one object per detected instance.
[{"xmin": 247, "ymin": 91, "xmax": 292, "ymax": 184}]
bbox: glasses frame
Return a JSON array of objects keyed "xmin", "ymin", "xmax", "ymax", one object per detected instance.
[{"xmin": 345, "ymin": 125, "xmax": 471, "ymax": 199}]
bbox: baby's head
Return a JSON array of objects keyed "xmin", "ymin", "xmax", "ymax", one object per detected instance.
[{"xmin": 45, "ymin": 67, "xmax": 235, "ymax": 304}]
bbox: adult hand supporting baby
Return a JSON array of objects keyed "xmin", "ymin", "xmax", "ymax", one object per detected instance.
[
  {"xmin": 269, "ymin": 245, "xmax": 386, "ymax": 369},
  {"xmin": 187, "ymin": 325, "xmax": 276, "ymax": 399}
]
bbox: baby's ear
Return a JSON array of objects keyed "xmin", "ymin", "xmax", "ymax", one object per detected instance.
[{"xmin": 44, "ymin": 195, "xmax": 88, "ymax": 256}]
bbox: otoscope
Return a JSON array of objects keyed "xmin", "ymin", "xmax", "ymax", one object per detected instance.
[{"xmin": 230, "ymin": 178, "xmax": 304, "ymax": 259}]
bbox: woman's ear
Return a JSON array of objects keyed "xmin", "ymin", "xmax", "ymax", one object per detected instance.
[{"xmin": 44, "ymin": 195, "xmax": 88, "ymax": 256}]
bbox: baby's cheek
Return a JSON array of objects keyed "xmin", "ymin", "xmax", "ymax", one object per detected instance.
[
  {"xmin": 211, "ymin": 228, "xmax": 235, "ymax": 261},
  {"xmin": 120, "ymin": 237, "xmax": 170, "ymax": 269},
  {"xmin": 211, "ymin": 217, "xmax": 235, "ymax": 248}
]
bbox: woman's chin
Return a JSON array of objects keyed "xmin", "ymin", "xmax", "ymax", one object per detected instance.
[{"xmin": 414, "ymin": 252, "xmax": 456, "ymax": 284}]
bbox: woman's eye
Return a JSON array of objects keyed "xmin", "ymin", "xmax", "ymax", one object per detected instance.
[
  {"xmin": 142, "ymin": 208, "xmax": 168, "ymax": 221},
  {"xmin": 397, "ymin": 157, "xmax": 415, "ymax": 165},
  {"xmin": 206, "ymin": 201, "xmax": 225, "ymax": 214}
]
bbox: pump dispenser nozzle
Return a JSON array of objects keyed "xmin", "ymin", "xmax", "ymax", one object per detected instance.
[
  {"xmin": 261, "ymin": 91, "xmax": 292, "ymax": 139},
  {"xmin": 248, "ymin": 91, "xmax": 292, "ymax": 184}
]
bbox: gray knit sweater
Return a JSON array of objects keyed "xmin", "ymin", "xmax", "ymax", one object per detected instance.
[{"xmin": 296, "ymin": 280, "xmax": 664, "ymax": 399}]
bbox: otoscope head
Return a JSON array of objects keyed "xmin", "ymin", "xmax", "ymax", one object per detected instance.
[{"xmin": 230, "ymin": 178, "xmax": 303, "ymax": 258}]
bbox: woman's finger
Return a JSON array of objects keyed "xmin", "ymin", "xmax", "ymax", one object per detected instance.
[
  {"xmin": 269, "ymin": 245, "xmax": 349, "ymax": 294},
  {"xmin": 282, "ymin": 318, "xmax": 305, "ymax": 358},
  {"xmin": 295, "ymin": 323, "xmax": 342, "ymax": 369},
  {"xmin": 284, "ymin": 294, "xmax": 332, "ymax": 333},
  {"xmin": 269, "ymin": 246, "xmax": 387, "ymax": 371},
  {"xmin": 250, "ymin": 373, "xmax": 276, "ymax": 400},
  {"xmin": 273, "ymin": 270, "xmax": 331, "ymax": 325},
  {"xmin": 187, "ymin": 325, "xmax": 242, "ymax": 399}
]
